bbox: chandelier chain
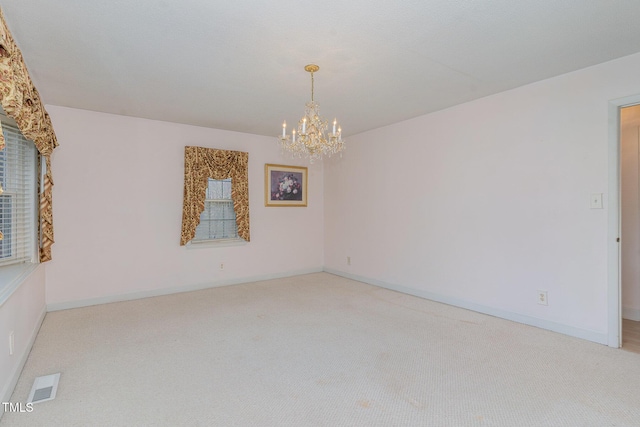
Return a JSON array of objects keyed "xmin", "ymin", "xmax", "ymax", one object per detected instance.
[{"xmin": 311, "ymin": 70, "xmax": 314, "ymax": 102}]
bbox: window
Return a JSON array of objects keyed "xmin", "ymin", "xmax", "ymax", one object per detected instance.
[
  {"xmin": 0, "ymin": 123, "xmax": 37, "ymax": 266},
  {"xmin": 180, "ymin": 147, "xmax": 249, "ymax": 245},
  {"xmin": 192, "ymin": 178, "xmax": 239, "ymax": 242}
]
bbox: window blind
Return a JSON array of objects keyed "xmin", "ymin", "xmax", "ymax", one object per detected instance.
[
  {"xmin": 0, "ymin": 124, "xmax": 37, "ymax": 265},
  {"xmin": 193, "ymin": 178, "xmax": 239, "ymax": 241}
]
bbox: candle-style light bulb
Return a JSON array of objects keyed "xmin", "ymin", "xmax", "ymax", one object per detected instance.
[
  {"xmin": 333, "ymin": 119, "xmax": 337, "ymax": 135},
  {"xmin": 292, "ymin": 129, "xmax": 296, "ymax": 143},
  {"xmin": 282, "ymin": 121, "xmax": 286, "ymax": 137},
  {"xmin": 302, "ymin": 117, "xmax": 307, "ymax": 134}
]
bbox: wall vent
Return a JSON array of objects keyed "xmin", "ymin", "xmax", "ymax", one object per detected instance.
[{"xmin": 27, "ymin": 373, "xmax": 60, "ymax": 404}]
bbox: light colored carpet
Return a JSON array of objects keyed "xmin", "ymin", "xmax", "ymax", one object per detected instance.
[{"xmin": 2, "ymin": 272, "xmax": 640, "ymax": 426}]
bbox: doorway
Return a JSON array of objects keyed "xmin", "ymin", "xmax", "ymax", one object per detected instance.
[{"xmin": 621, "ymin": 104, "xmax": 640, "ymax": 353}]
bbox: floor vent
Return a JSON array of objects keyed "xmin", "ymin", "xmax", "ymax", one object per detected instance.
[{"xmin": 27, "ymin": 373, "xmax": 60, "ymax": 404}]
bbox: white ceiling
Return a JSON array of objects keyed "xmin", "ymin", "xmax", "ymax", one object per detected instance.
[{"xmin": 3, "ymin": 1, "xmax": 640, "ymax": 137}]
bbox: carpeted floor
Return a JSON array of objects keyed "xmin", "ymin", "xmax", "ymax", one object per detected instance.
[{"xmin": 2, "ymin": 272, "xmax": 640, "ymax": 426}]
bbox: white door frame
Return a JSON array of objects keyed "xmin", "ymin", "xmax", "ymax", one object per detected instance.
[{"xmin": 608, "ymin": 93, "xmax": 640, "ymax": 348}]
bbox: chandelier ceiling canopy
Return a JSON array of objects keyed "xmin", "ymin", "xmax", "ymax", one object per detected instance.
[{"xmin": 278, "ymin": 65, "xmax": 344, "ymax": 163}]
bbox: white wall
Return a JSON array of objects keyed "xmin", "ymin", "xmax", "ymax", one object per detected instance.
[
  {"xmin": 44, "ymin": 106, "xmax": 324, "ymax": 308},
  {"xmin": 325, "ymin": 52, "xmax": 640, "ymax": 344},
  {"xmin": 621, "ymin": 105, "xmax": 640, "ymax": 321},
  {"xmin": 0, "ymin": 265, "xmax": 46, "ymax": 402}
]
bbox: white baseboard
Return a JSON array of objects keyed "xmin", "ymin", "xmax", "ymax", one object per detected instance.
[
  {"xmin": 622, "ymin": 306, "xmax": 640, "ymax": 321},
  {"xmin": 1, "ymin": 304, "xmax": 46, "ymax": 404},
  {"xmin": 324, "ymin": 268, "xmax": 608, "ymax": 346},
  {"xmin": 47, "ymin": 267, "xmax": 324, "ymax": 312},
  {"xmin": 45, "ymin": 266, "xmax": 611, "ymax": 345}
]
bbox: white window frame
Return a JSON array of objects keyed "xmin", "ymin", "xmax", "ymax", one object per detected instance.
[
  {"xmin": 188, "ymin": 178, "xmax": 246, "ymax": 248},
  {"xmin": 0, "ymin": 114, "xmax": 40, "ymax": 305}
]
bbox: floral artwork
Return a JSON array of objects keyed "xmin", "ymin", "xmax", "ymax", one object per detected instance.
[
  {"xmin": 265, "ymin": 164, "xmax": 307, "ymax": 207},
  {"xmin": 271, "ymin": 171, "xmax": 303, "ymax": 201}
]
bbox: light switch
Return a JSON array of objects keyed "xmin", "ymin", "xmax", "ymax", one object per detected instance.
[{"xmin": 590, "ymin": 193, "xmax": 603, "ymax": 209}]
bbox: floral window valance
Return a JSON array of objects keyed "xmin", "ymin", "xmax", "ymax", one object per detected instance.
[
  {"xmin": 180, "ymin": 146, "xmax": 249, "ymax": 245},
  {"xmin": 0, "ymin": 8, "xmax": 58, "ymax": 262}
]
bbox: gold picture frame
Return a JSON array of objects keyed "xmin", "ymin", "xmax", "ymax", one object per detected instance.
[{"xmin": 265, "ymin": 164, "xmax": 308, "ymax": 207}]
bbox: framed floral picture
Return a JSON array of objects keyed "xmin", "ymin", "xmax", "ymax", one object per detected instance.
[{"xmin": 265, "ymin": 164, "xmax": 308, "ymax": 207}]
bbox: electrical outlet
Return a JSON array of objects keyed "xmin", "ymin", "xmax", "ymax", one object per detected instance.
[
  {"xmin": 9, "ymin": 331, "xmax": 14, "ymax": 355},
  {"xmin": 537, "ymin": 290, "xmax": 548, "ymax": 306},
  {"xmin": 347, "ymin": 256, "xmax": 351, "ymax": 266},
  {"xmin": 220, "ymin": 263, "xmax": 224, "ymax": 270}
]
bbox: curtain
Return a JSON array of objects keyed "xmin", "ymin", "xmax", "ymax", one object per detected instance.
[
  {"xmin": 0, "ymin": 8, "xmax": 58, "ymax": 262},
  {"xmin": 180, "ymin": 146, "xmax": 249, "ymax": 245}
]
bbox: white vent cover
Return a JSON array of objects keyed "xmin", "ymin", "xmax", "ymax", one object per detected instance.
[{"xmin": 27, "ymin": 373, "xmax": 60, "ymax": 404}]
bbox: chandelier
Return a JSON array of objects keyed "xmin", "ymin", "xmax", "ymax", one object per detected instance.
[{"xmin": 278, "ymin": 64, "xmax": 345, "ymax": 162}]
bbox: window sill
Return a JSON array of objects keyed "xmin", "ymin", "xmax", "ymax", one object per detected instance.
[
  {"xmin": 0, "ymin": 262, "xmax": 39, "ymax": 307},
  {"xmin": 186, "ymin": 238, "xmax": 247, "ymax": 249}
]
